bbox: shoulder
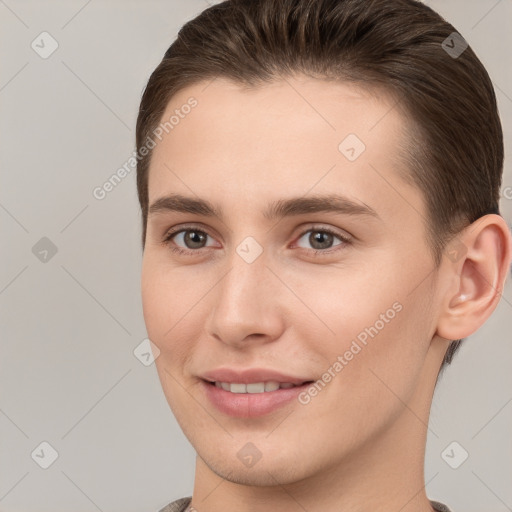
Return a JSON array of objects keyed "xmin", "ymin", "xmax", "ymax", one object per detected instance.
[
  {"xmin": 158, "ymin": 497, "xmax": 451, "ymax": 512},
  {"xmin": 430, "ymin": 499, "xmax": 454, "ymax": 512},
  {"xmin": 158, "ymin": 496, "xmax": 192, "ymax": 512}
]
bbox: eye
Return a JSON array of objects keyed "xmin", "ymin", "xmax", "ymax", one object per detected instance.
[
  {"xmin": 161, "ymin": 224, "xmax": 352, "ymax": 257},
  {"xmin": 294, "ymin": 226, "xmax": 351, "ymax": 254},
  {"xmin": 162, "ymin": 226, "xmax": 217, "ymax": 256}
]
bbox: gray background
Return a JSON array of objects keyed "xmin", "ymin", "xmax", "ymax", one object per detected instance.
[{"xmin": 1, "ymin": 1, "xmax": 511, "ymax": 511}]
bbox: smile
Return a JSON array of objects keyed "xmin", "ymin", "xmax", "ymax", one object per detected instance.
[
  {"xmin": 211, "ymin": 381, "xmax": 307, "ymax": 393},
  {"xmin": 202, "ymin": 379, "xmax": 315, "ymax": 417}
]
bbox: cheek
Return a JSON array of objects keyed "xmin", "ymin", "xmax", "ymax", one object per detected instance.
[
  {"xmin": 140, "ymin": 274, "xmax": 164, "ymax": 345},
  {"xmin": 141, "ymin": 256, "xmax": 204, "ymax": 371},
  {"xmin": 297, "ymin": 306, "xmax": 428, "ymax": 452},
  {"xmin": 141, "ymin": 256, "xmax": 183, "ymax": 342},
  {"xmin": 289, "ymin": 261, "xmax": 403, "ymax": 350},
  {"xmin": 141, "ymin": 261, "xmax": 196, "ymax": 415},
  {"xmin": 303, "ymin": 260, "xmax": 432, "ymax": 404}
]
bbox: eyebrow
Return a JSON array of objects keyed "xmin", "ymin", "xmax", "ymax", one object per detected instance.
[{"xmin": 148, "ymin": 193, "xmax": 380, "ymax": 221}]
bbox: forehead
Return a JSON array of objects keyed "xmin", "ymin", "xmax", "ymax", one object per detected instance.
[{"xmin": 147, "ymin": 75, "xmax": 422, "ymax": 224}]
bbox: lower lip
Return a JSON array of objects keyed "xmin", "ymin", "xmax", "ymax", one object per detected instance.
[{"xmin": 201, "ymin": 380, "xmax": 312, "ymax": 418}]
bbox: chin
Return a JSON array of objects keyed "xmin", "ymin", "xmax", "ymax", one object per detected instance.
[{"xmin": 202, "ymin": 453, "xmax": 304, "ymax": 487}]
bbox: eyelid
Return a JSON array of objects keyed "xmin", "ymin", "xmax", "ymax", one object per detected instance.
[
  {"xmin": 295, "ymin": 223, "xmax": 352, "ymax": 242},
  {"xmin": 162, "ymin": 222, "xmax": 353, "ymax": 255},
  {"xmin": 291, "ymin": 224, "xmax": 352, "ymax": 253},
  {"xmin": 161, "ymin": 223, "xmax": 220, "ymax": 247}
]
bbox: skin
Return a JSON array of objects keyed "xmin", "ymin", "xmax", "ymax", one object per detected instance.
[{"xmin": 141, "ymin": 75, "xmax": 511, "ymax": 512}]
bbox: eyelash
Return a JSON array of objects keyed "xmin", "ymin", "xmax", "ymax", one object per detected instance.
[{"xmin": 161, "ymin": 224, "xmax": 352, "ymax": 257}]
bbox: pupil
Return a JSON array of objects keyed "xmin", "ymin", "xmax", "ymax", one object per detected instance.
[
  {"xmin": 311, "ymin": 231, "xmax": 332, "ymax": 249},
  {"xmin": 186, "ymin": 231, "xmax": 205, "ymax": 248}
]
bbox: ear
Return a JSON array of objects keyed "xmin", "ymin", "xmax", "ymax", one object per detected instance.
[{"xmin": 436, "ymin": 214, "xmax": 512, "ymax": 341}]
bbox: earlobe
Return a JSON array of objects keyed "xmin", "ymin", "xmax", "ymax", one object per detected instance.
[{"xmin": 436, "ymin": 214, "xmax": 512, "ymax": 341}]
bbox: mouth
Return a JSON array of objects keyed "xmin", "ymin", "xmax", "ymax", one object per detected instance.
[
  {"xmin": 204, "ymin": 379, "xmax": 314, "ymax": 394},
  {"xmin": 200, "ymin": 377, "xmax": 315, "ymax": 417}
]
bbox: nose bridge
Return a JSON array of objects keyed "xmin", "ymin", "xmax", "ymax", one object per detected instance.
[
  {"xmin": 207, "ymin": 241, "xmax": 284, "ymax": 344},
  {"xmin": 217, "ymin": 243, "xmax": 271, "ymax": 319}
]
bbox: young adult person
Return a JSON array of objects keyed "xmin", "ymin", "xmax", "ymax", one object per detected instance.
[{"xmin": 135, "ymin": 1, "xmax": 511, "ymax": 510}]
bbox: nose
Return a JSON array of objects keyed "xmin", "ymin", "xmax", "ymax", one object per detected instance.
[{"xmin": 205, "ymin": 247, "xmax": 286, "ymax": 349}]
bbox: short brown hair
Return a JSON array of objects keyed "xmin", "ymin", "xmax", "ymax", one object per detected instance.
[{"xmin": 135, "ymin": 0, "xmax": 503, "ymax": 370}]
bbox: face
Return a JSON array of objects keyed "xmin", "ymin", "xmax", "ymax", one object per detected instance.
[{"xmin": 141, "ymin": 76, "xmax": 443, "ymax": 486}]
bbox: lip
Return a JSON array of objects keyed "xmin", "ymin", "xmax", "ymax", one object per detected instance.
[
  {"xmin": 201, "ymin": 367, "xmax": 311, "ymax": 385},
  {"xmin": 200, "ymin": 367, "xmax": 314, "ymax": 418}
]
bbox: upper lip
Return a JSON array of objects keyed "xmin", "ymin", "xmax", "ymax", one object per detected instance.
[{"xmin": 201, "ymin": 368, "xmax": 313, "ymax": 385}]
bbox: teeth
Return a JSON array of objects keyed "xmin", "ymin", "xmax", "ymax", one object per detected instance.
[
  {"xmin": 246, "ymin": 383, "xmax": 265, "ymax": 393},
  {"xmin": 264, "ymin": 381, "xmax": 280, "ymax": 392},
  {"xmin": 213, "ymin": 381, "xmax": 302, "ymax": 393},
  {"xmin": 230, "ymin": 383, "xmax": 247, "ymax": 394}
]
